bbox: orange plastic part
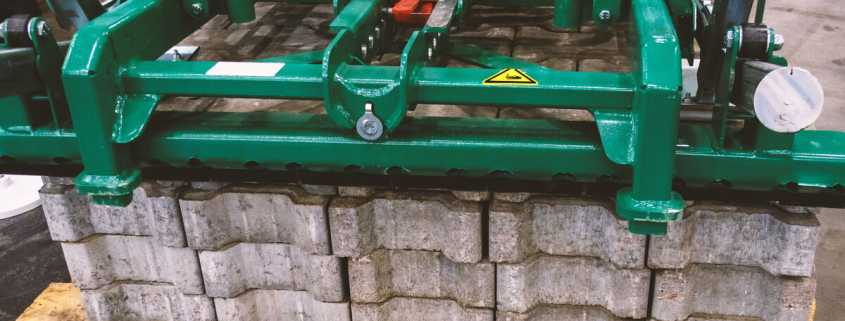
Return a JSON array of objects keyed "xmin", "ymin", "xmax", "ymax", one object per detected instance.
[{"xmin": 391, "ymin": 0, "xmax": 436, "ymax": 25}]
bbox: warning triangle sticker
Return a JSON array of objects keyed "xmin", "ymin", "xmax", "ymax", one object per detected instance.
[{"xmin": 483, "ymin": 68, "xmax": 538, "ymax": 86}]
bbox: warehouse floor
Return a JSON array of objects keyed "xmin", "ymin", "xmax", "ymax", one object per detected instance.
[
  {"xmin": 0, "ymin": 1, "xmax": 843, "ymax": 320},
  {"xmin": 766, "ymin": 0, "xmax": 845, "ymax": 320}
]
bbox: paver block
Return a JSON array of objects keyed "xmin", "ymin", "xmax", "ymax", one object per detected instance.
[
  {"xmin": 62, "ymin": 235, "xmax": 203, "ymax": 294},
  {"xmin": 497, "ymin": 255, "xmax": 650, "ymax": 319},
  {"xmin": 649, "ymin": 203, "xmax": 819, "ymax": 277},
  {"xmin": 199, "ymin": 242, "xmax": 345, "ymax": 301},
  {"xmin": 329, "ymin": 191, "xmax": 484, "ymax": 263},
  {"xmin": 498, "ymin": 305, "xmax": 630, "ymax": 321},
  {"xmin": 353, "ymin": 297, "xmax": 494, "ymax": 321},
  {"xmin": 349, "ymin": 249, "xmax": 495, "ymax": 308},
  {"xmin": 41, "ymin": 182, "xmax": 186, "ymax": 247},
  {"xmin": 81, "ymin": 283, "xmax": 215, "ymax": 321},
  {"xmin": 651, "ymin": 264, "xmax": 816, "ymax": 321},
  {"xmin": 180, "ymin": 184, "xmax": 331, "ymax": 254},
  {"xmin": 490, "ymin": 197, "xmax": 646, "ymax": 268},
  {"xmin": 215, "ymin": 289, "xmax": 351, "ymax": 321}
]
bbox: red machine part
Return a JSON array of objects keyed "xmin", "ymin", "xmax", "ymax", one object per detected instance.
[{"xmin": 391, "ymin": 0, "xmax": 436, "ymax": 25}]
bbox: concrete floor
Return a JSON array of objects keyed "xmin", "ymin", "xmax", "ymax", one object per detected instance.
[{"xmin": 765, "ymin": 1, "xmax": 845, "ymax": 320}]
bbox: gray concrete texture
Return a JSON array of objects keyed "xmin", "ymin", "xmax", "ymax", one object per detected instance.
[
  {"xmin": 649, "ymin": 203, "xmax": 820, "ymax": 277},
  {"xmin": 179, "ymin": 184, "xmax": 332, "ymax": 253},
  {"xmin": 198, "ymin": 242, "xmax": 346, "ymax": 301},
  {"xmin": 651, "ymin": 264, "xmax": 816, "ymax": 321},
  {"xmin": 497, "ymin": 255, "xmax": 650, "ymax": 318},
  {"xmin": 61, "ymin": 235, "xmax": 204, "ymax": 294},
  {"xmin": 352, "ymin": 298, "xmax": 494, "ymax": 321},
  {"xmin": 329, "ymin": 191, "xmax": 484, "ymax": 263},
  {"xmin": 214, "ymin": 289, "xmax": 351, "ymax": 321},
  {"xmin": 80, "ymin": 283, "xmax": 216, "ymax": 321},
  {"xmin": 40, "ymin": 182, "xmax": 187, "ymax": 247},
  {"xmin": 489, "ymin": 196, "xmax": 646, "ymax": 268},
  {"xmin": 348, "ymin": 249, "xmax": 495, "ymax": 308}
]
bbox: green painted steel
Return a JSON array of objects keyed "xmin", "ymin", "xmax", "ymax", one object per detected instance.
[{"xmin": 2, "ymin": 0, "xmax": 844, "ymax": 235}]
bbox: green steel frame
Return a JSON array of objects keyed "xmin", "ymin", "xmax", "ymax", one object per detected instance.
[{"xmin": 1, "ymin": 0, "xmax": 844, "ymax": 235}]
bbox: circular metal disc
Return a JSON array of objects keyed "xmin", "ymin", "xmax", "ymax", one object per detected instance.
[
  {"xmin": 753, "ymin": 67, "xmax": 824, "ymax": 133},
  {"xmin": 0, "ymin": 175, "xmax": 43, "ymax": 220}
]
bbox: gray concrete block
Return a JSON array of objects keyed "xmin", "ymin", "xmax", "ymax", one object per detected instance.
[
  {"xmin": 40, "ymin": 182, "xmax": 187, "ymax": 247},
  {"xmin": 61, "ymin": 235, "xmax": 203, "ymax": 294},
  {"xmin": 199, "ymin": 242, "xmax": 345, "ymax": 301},
  {"xmin": 349, "ymin": 249, "xmax": 495, "ymax": 308},
  {"xmin": 179, "ymin": 185, "xmax": 331, "ymax": 254},
  {"xmin": 215, "ymin": 289, "xmax": 351, "ymax": 321},
  {"xmin": 353, "ymin": 298, "xmax": 494, "ymax": 321},
  {"xmin": 651, "ymin": 264, "xmax": 816, "ymax": 321},
  {"xmin": 490, "ymin": 197, "xmax": 646, "ymax": 269},
  {"xmin": 497, "ymin": 306, "xmax": 629, "ymax": 321},
  {"xmin": 81, "ymin": 283, "xmax": 216, "ymax": 321},
  {"xmin": 649, "ymin": 203, "xmax": 819, "ymax": 277},
  {"xmin": 329, "ymin": 191, "xmax": 484, "ymax": 263},
  {"xmin": 497, "ymin": 255, "xmax": 650, "ymax": 319}
]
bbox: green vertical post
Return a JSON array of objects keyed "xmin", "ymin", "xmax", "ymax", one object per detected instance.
[
  {"xmin": 226, "ymin": 0, "xmax": 256, "ymax": 23},
  {"xmin": 616, "ymin": 0, "xmax": 685, "ymax": 235},
  {"xmin": 554, "ymin": 0, "xmax": 582, "ymax": 29}
]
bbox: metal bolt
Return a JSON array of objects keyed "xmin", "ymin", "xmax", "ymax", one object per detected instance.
[
  {"xmin": 360, "ymin": 43, "xmax": 369, "ymax": 59},
  {"xmin": 427, "ymin": 47, "xmax": 435, "ymax": 61},
  {"xmin": 374, "ymin": 26, "xmax": 382, "ymax": 41},
  {"xmin": 773, "ymin": 33, "xmax": 785, "ymax": 51},
  {"xmin": 725, "ymin": 30, "xmax": 734, "ymax": 49},
  {"xmin": 36, "ymin": 21, "xmax": 50, "ymax": 37},
  {"xmin": 362, "ymin": 119, "xmax": 379, "ymax": 136},
  {"xmin": 190, "ymin": 3, "xmax": 204, "ymax": 16},
  {"xmin": 599, "ymin": 10, "xmax": 611, "ymax": 21},
  {"xmin": 368, "ymin": 34, "xmax": 376, "ymax": 49}
]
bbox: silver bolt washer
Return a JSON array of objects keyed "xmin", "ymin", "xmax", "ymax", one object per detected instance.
[
  {"xmin": 599, "ymin": 10, "xmax": 611, "ymax": 21},
  {"xmin": 356, "ymin": 102, "xmax": 384, "ymax": 141}
]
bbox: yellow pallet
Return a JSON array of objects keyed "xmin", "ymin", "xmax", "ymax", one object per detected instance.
[{"xmin": 16, "ymin": 283, "xmax": 86, "ymax": 321}]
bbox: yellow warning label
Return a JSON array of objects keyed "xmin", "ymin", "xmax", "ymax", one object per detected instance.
[{"xmin": 483, "ymin": 68, "xmax": 538, "ymax": 86}]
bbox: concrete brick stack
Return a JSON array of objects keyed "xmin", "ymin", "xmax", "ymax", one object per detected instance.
[
  {"xmin": 329, "ymin": 190, "xmax": 495, "ymax": 321},
  {"xmin": 491, "ymin": 193, "xmax": 650, "ymax": 321},
  {"xmin": 39, "ymin": 179, "xmax": 216, "ymax": 321},
  {"xmin": 648, "ymin": 203, "xmax": 819, "ymax": 321},
  {"xmin": 41, "ymin": 180, "xmax": 820, "ymax": 321},
  {"xmin": 180, "ymin": 184, "xmax": 349, "ymax": 321}
]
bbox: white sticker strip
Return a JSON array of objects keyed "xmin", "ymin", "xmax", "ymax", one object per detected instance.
[{"xmin": 205, "ymin": 62, "xmax": 285, "ymax": 77}]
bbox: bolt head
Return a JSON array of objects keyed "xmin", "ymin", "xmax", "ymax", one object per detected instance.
[
  {"xmin": 773, "ymin": 33, "xmax": 785, "ymax": 50},
  {"xmin": 599, "ymin": 10, "xmax": 611, "ymax": 21},
  {"xmin": 190, "ymin": 3, "xmax": 204, "ymax": 16},
  {"xmin": 362, "ymin": 119, "xmax": 379, "ymax": 135},
  {"xmin": 36, "ymin": 21, "xmax": 50, "ymax": 37}
]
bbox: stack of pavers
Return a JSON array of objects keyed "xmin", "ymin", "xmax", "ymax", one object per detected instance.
[
  {"xmin": 38, "ymin": 2, "xmax": 819, "ymax": 321},
  {"xmin": 40, "ymin": 180, "xmax": 819, "ymax": 321}
]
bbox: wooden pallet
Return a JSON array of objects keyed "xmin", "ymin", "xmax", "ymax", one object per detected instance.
[{"xmin": 16, "ymin": 283, "xmax": 85, "ymax": 321}]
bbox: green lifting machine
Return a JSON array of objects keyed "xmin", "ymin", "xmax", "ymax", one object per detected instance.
[{"xmin": 1, "ymin": 0, "xmax": 843, "ymax": 234}]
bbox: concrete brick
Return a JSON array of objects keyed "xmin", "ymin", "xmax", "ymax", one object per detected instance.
[
  {"xmin": 61, "ymin": 235, "xmax": 203, "ymax": 294},
  {"xmin": 490, "ymin": 197, "xmax": 646, "ymax": 269},
  {"xmin": 199, "ymin": 242, "xmax": 345, "ymax": 301},
  {"xmin": 40, "ymin": 182, "xmax": 187, "ymax": 247},
  {"xmin": 329, "ymin": 191, "xmax": 484, "ymax": 263},
  {"xmin": 649, "ymin": 203, "xmax": 819, "ymax": 277},
  {"xmin": 215, "ymin": 289, "xmax": 351, "ymax": 321},
  {"xmin": 497, "ymin": 306, "xmax": 629, "ymax": 321},
  {"xmin": 497, "ymin": 255, "xmax": 650, "ymax": 319},
  {"xmin": 179, "ymin": 184, "xmax": 331, "ymax": 254},
  {"xmin": 353, "ymin": 298, "xmax": 494, "ymax": 321},
  {"xmin": 651, "ymin": 264, "xmax": 816, "ymax": 321},
  {"xmin": 81, "ymin": 283, "xmax": 216, "ymax": 321},
  {"xmin": 349, "ymin": 250, "xmax": 495, "ymax": 308}
]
